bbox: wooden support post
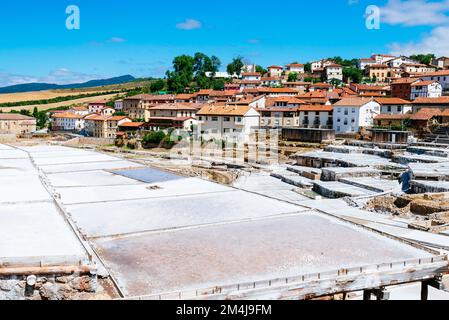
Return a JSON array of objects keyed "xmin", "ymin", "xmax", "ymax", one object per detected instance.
[
  {"xmin": 372, "ymin": 288, "xmax": 390, "ymax": 300},
  {"xmin": 421, "ymin": 281, "xmax": 429, "ymax": 301},
  {"xmin": 363, "ymin": 290, "xmax": 372, "ymax": 300}
]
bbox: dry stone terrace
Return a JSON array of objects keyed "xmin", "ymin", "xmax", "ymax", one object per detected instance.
[{"xmin": 1, "ymin": 142, "xmax": 449, "ymax": 300}]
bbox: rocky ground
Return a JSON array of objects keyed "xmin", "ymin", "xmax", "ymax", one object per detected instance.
[
  {"xmin": 364, "ymin": 193, "xmax": 449, "ymax": 233},
  {"xmin": 0, "ymin": 275, "xmax": 118, "ymax": 300}
]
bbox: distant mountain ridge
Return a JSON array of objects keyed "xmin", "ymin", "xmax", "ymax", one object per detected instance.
[{"xmin": 0, "ymin": 75, "xmax": 136, "ymax": 94}]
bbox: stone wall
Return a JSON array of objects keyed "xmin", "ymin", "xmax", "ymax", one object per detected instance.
[{"xmin": 0, "ymin": 273, "xmax": 101, "ymax": 300}]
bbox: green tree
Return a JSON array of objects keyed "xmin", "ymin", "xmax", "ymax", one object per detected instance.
[
  {"xmin": 304, "ymin": 63, "xmax": 312, "ymax": 73},
  {"xmin": 32, "ymin": 107, "xmax": 38, "ymax": 118},
  {"xmin": 166, "ymin": 54, "xmax": 195, "ymax": 93},
  {"xmin": 255, "ymin": 65, "xmax": 267, "ymax": 75},
  {"xmin": 150, "ymin": 79, "xmax": 166, "ymax": 92},
  {"xmin": 343, "ymin": 67, "xmax": 363, "ymax": 83},
  {"xmin": 288, "ymin": 72, "xmax": 298, "ymax": 82},
  {"xmin": 227, "ymin": 56, "xmax": 244, "ymax": 76},
  {"xmin": 410, "ymin": 54, "xmax": 435, "ymax": 65},
  {"xmin": 212, "ymin": 78, "xmax": 225, "ymax": 90}
]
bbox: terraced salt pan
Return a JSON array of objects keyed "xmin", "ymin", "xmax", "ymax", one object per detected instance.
[
  {"xmin": 93, "ymin": 212, "xmax": 433, "ymax": 297},
  {"xmin": 40, "ymin": 160, "xmax": 143, "ymax": 174},
  {"xmin": 33, "ymin": 154, "xmax": 120, "ymax": 166},
  {"xmin": 66, "ymin": 190, "xmax": 307, "ymax": 238},
  {"xmin": 0, "ymin": 174, "xmax": 51, "ymax": 203},
  {"xmin": 57, "ymin": 177, "xmax": 231, "ymax": 205},
  {"xmin": 0, "ymin": 149, "xmax": 29, "ymax": 159},
  {"xmin": 47, "ymin": 170, "xmax": 145, "ymax": 188},
  {"xmin": 0, "ymin": 144, "xmax": 14, "ymax": 150},
  {"xmin": 0, "ymin": 202, "xmax": 86, "ymax": 267}
]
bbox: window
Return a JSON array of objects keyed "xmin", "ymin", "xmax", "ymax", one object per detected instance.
[
  {"xmin": 198, "ymin": 116, "xmax": 202, "ymax": 121},
  {"xmin": 224, "ymin": 117, "xmax": 230, "ymax": 122},
  {"xmin": 387, "ymin": 106, "xmax": 391, "ymax": 112},
  {"xmin": 236, "ymin": 117, "xmax": 242, "ymax": 122},
  {"xmin": 212, "ymin": 117, "xmax": 218, "ymax": 121},
  {"xmin": 337, "ymin": 118, "xmax": 341, "ymax": 122},
  {"xmin": 352, "ymin": 108, "xmax": 356, "ymax": 113}
]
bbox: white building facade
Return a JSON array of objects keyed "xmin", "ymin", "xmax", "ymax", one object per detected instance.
[
  {"xmin": 410, "ymin": 81, "xmax": 443, "ymax": 100},
  {"xmin": 333, "ymin": 98, "xmax": 381, "ymax": 133}
]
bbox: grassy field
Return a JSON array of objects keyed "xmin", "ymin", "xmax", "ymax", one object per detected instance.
[
  {"xmin": 0, "ymin": 79, "xmax": 152, "ymax": 104},
  {"xmin": 0, "ymin": 90, "xmax": 110, "ymax": 104},
  {"xmin": 1, "ymin": 93, "xmax": 123, "ymax": 112}
]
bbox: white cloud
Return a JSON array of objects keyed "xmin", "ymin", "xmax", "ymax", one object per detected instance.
[
  {"xmin": 176, "ymin": 19, "xmax": 202, "ymax": 30},
  {"xmin": 0, "ymin": 69, "xmax": 102, "ymax": 87},
  {"xmin": 389, "ymin": 25, "xmax": 449, "ymax": 56},
  {"xmin": 378, "ymin": 0, "xmax": 449, "ymax": 56},
  {"xmin": 380, "ymin": 0, "xmax": 449, "ymax": 26}
]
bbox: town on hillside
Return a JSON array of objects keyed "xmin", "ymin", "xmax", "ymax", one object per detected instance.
[{"xmin": 3, "ymin": 53, "xmax": 448, "ymax": 147}]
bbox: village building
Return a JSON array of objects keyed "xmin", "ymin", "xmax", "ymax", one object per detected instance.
[
  {"xmin": 432, "ymin": 57, "xmax": 449, "ymax": 70},
  {"xmin": 261, "ymin": 77, "xmax": 281, "ymax": 87},
  {"xmin": 285, "ymin": 63, "xmax": 305, "ymax": 74},
  {"xmin": 418, "ymin": 70, "xmax": 449, "ymax": 91},
  {"xmin": 241, "ymin": 72, "xmax": 261, "ymax": 81},
  {"xmin": 0, "ymin": 114, "xmax": 36, "ymax": 135},
  {"xmin": 267, "ymin": 66, "xmax": 283, "ymax": 78},
  {"xmin": 114, "ymin": 99, "xmax": 124, "ymax": 111},
  {"xmin": 88, "ymin": 101, "xmax": 108, "ymax": 114},
  {"xmin": 391, "ymin": 78, "xmax": 419, "ymax": 100},
  {"xmin": 386, "ymin": 56, "xmax": 418, "ymax": 68},
  {"xmin": 298, "ymin": 104, "xmax": 334, "ymax": 129},
  {"xmin": 227, "ymin": 95, "xmax": 266, "ymax": 110},
  {"xmin": 350, "ymin": 84, "xmax": 389, "ymax": 96},
  {"xmin": 366, "ymin": 64, "xmax": 391, "ymax": 83},
  {"xmin": 374, "ymin": 108, "xmax": 442, "ymax": 129},
  {"xmin": 410, "ymin": 81, "xmax": 443, "ymax": 100},
  {"xmin": 358, "ymin": 58, "xmax": 377, "ymax": 70},
  {"xmin": 371, "ymin": 54, "xmax": 396, "ymax": 65},
  {"xmin": 175, "ymin": 94, "xmax": 196, "ymax": 103},
  {"xmin": 84, "ymin": 115, "xmax": 131, "ymax": 138},
  {"xmin": 412, "ymin": 96, "xmax": 449, "ymax": 113},
  {"xmin": 257, "ymin": 87, "xmax": 298, "ymax": 97},
  {"xmin": 309, "ymin": 83, "xmax": 333, "ymax": 92},
  {"xmin": 297, "ymin": 91, "xmax": 330, "ymax": 105},
  {"xmin": 325, "ymin": 64, "xmax": 343, "ymax": 82},
  {"xmin": 375, "ymin": 97, "xmax": 412, "ymax": 115},
  {"xmin": 69, "ymin": 106, "xmax": 89, "ymax": 116},
  {"xmin": 196, "ymin": 104, "xmax": 260, "ymax": 141},
  {"xmin": 123, "ymin": 94, "xmax": 176, "ymax": 120},
  {"xmin": 311, "ymin": 59, "xmax": 334, "ymax": 72},
  {"xmin": 235, "ymin": 80, "xmax": 262, "ymax": 90},
  {"xmin": 259, "ymin": 107, "xmax": 299, "ymax": 128},
  {"xmin": 400, "ymin": 63, "xmax": 436, "ymax": 74},
  {"xmin": 282, "ymin": 82, "xmax": 310, "ymax": 92},
  {"xmin": 333, "ymin": 97, "xmax": 380, "ymax": 133},
  {"xmin": 51, "ymin": 113, "xmax": 85, "ymax": 132}
]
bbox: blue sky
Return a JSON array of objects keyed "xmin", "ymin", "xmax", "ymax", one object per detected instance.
[{"xmin": 0, "ymin": 0, "xmax": 448, "ymax": 86}]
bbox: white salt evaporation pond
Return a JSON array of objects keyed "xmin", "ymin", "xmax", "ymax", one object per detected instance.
[
  {"xmin": 6, "ymin": 144, "xmax": 448, "ymax": 299},
  {"xmin": 0, "ymin": 144, "xmax": 87, "ymax": 268}
]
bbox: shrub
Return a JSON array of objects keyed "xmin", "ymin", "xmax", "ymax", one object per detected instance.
[{"xmin": 142, "ymin": 131, "xmax": 166, "ymax": 148}]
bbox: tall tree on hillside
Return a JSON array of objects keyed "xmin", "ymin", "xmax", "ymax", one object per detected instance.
[
  {"xmin": 288, "ymin": 72, "xmax": 298, "ymax": 82},
  {"xmin": 227, "ymin": 56, "xmax": 244, "ymax": 76},
  {"xmin": 304, "ymin": 63, "xmax": 312, "ymax": 73},
  {"xmin": 410, "ymin": 54, "xmax": 436, "ymax": 65},
  {"xmin": 255, "ymin": 65, "xmax": 267, "ymax": 75},
  {"xmin": 166, "ymin": 54, "xmax": 195, "ymax": 92},
  {"xmin": 193, "ymin": 53, "xmax": 221, "ymax": 89},
  {"xmin": 150, "ymin": 79, "xmax": 166, "ymax": 93},
  {"xmin": 343, "ymin": 67, "xmax": 363, "ymax": 83}
]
